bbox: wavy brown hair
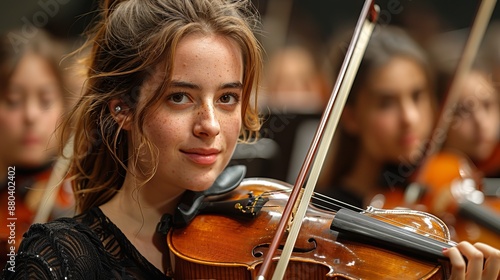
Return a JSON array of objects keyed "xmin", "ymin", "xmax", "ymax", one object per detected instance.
[{"xmin": 62, "ymin": 0, "xmax": 263, "ymax": 213}]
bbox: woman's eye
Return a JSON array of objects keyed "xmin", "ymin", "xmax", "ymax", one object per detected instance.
[
  {"xmin": 219, "ymin": 93, "xmax": 239, "ymax": 104},
  {"xmin": 40, "ymin": 98, "xmax": 54, "ymax": 109},
  {"xmin": 377, "ymin": 96, "xmax": 395, "ymax": 109},
  {"xmin": 6, "ymin": 98, "xmax": 21, "ymax": 108},
  {"xmin": 167, "ymin": 93, "xmax": 190, "ymax": 104},
  {"xmin": 411, "ymin": 89, "xmax": 422, "ymax": 103},
  {"xmin": 39, "ymin": 90, "xmax": 59, "ymax": 110},
  {"xmin": 3, "ymin": 93, "xmax": 22, "ymax": 109},
  {"xmin": 454, "ymin": 104, "xmax": 470, "ymax": 117},
  {"xmin": 482, "ymin": 100, "xmax": 492, "ymax": 112}
]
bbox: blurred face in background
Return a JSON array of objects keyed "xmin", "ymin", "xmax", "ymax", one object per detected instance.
[
  {"xmin": 445, "ymin": 70, "xmax": 500, "ymax": 162},
  {"xmin": 264, "ymin": 46, "xmax": 326, "ymax": 113},
  {"xmin": 344, "ymin": 56, "xmax": 434, "ymax": 164},
  {"xmin": 0, "ymin": 53, "xmax": 64, "ymax": 167}
]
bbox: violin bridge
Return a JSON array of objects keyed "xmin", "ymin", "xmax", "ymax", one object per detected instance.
[{"xmin": 285, "ymin": 189, "xmax": 305, "ymax": 232}]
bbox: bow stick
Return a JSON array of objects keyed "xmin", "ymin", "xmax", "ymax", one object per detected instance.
[{"xmin": 255, "ymin": 1, "xmax": 379, "ymax": 279}]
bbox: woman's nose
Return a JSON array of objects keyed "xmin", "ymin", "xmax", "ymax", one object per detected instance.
[
  {"xmin": 23, "ymin": 97, "xmax": 41, "ymax": 124},
  {"xmin": 401, "ymin": 100, "xmax": 419, "ymax": 127},
  {"xmin": 193, "ymin": 103, "xmax": 220, "ymax": 138}
]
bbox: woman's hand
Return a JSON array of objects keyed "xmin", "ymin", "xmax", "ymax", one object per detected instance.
[{"xmin": 443, "ymin": 241, "xmax": 500, "ymax": 279}]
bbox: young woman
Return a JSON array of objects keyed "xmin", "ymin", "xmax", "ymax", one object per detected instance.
[
  {"xmin": 3, "ymin": 0, "xmax": 262, "ymax": 279},
  {"xmin": 318, "ymin": 25, "xmax": 436, "ymax": 209},
  {"xmin": 443, "ymin": 69, "xmax": 500, "ymax": 177},
  {"xmin": 426, "ymin": 29, "xmax": 500, "ymax": 179},
  {"xmin": 3, "ymin": 2, "xmax": 499, "ymax": 279},
  {"xmin": 0, "ymin": 28, "xmax": 75, "ymax": 263},
  {"xmin": 0, "ymin": 28, "xmax": 71, "ymax": 192}
]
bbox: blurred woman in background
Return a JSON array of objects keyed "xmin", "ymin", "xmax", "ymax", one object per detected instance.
[
  {"xmin": 317, "ymin": 25, "xmax": 436, "ymax": 209},
  {"xmin": 0, "ymin": 28, "xmax": 75, "ymax": 261}
]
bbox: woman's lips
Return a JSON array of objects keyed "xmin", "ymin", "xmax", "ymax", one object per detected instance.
[
  {"xmin": 21, "ymin": 135, "xmax": 41, "ymax": 146},
  {"xmin": 400, "ymin": 134, "xmax": 419, "ymax": 147},
  {"xmin": 182, "ymin": 148, "xmax": 220, "ymax": 165}
]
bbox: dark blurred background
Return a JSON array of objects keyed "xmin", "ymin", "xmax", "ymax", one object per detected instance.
[{"xmin": 2, "ymin": 1, "xmax": 500, "ymax": 47}]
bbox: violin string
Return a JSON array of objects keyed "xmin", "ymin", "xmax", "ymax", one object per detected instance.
[
  {"xmin": 250, "ymin": 189, "xmax": 454, "ymax": 244},
  {"xmin": 311, "ymin": 191, "xmax": 365, "ymax": 212}
]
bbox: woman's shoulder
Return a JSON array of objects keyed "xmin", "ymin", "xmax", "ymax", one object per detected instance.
[
  {"xmin": 19, "ymin": 210, "xmax": 104, "ymax": 250},
  {"xmin": 21, "ymin": 215, "xmax": 100, "ymax": 247},
  {"xmin": 2, "ymin": 211, "xmax": 113, "ymax": 280}
]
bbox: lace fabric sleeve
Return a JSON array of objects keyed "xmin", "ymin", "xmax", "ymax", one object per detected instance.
[{"xmin": 2, "ymin": 219, "xmax": 112, "ymax": 280}]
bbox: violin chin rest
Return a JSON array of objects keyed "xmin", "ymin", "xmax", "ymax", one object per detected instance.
[
  {"xmin": 204, "ymin": 165, "xmax": 247, "ymax": 197},
  {"xmin": 171, "ymin": 165, "xmax": 247, "ymax": 228}
]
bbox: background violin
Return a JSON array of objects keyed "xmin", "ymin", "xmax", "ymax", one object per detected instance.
[{"xmin": 379, "ymin": 150, "xmax": 500, "ymax": 249}]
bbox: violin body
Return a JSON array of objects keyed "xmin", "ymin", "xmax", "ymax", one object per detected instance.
[
  {"xmin": 452, "ymin": 197, "xmax": 500, "ymax": 247},
  {"xmin": 410, "ymin": 152, "xmax": 500, "ymax": 248},
  {"xmin": 168, "ymin": 178, "xmax": 453, "ymax": 279},
  {"xmin": 378, "ymin": 151, "xmax": 500, "ymax": 249}
]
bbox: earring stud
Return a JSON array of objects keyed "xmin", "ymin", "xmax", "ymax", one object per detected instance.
[{"xmin": 115, "ymin": 105, "xmax": 122, "ymax": 113}]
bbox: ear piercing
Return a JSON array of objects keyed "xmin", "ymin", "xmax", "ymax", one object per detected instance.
[{"xmin": 114, "ymin": 105, "xmax": 122, "ymax": 113}]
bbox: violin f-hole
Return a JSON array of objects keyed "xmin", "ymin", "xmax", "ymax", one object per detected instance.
[{"xmin": 252, "ymin": 238, "xmax": 318, "ymax": 258}]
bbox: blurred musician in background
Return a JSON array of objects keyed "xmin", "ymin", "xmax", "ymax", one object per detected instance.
[
  {"xmin": 428, "ymin": 29, "xmax": 500, "ymax": 179},
  {"xmin": 0, "ymin": 28, "xmax": 75, "ymax": 263},
  {"xmin": 317, "ymin": 25, "xmax": 436, "ymax": 210}
]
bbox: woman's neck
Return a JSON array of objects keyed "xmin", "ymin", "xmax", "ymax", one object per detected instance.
[
  {"xmin": 99, "ymin": 171, "xmax": 185, "ymax": 274},
  {"xmin": 100, "ymin": 173, "xmax": 184, "ymax": 238}
]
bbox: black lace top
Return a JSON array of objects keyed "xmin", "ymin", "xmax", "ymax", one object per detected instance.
[{"xmin": 1, "ymin": 207, "xmax": 170, "ymax": 280}]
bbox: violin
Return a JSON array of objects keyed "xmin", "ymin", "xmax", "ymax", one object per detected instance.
[
  {"xmin": 166, "ymin": 177, "xmax": 456, "ymax": 279},
  {"xmin": 380, "ymin": 150, "xmax": 500, "ymax": 249}
]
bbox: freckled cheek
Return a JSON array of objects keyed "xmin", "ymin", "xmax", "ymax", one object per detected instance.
[
  {"xmin": 145, "ymin": 116, "xmax": 185, "ymax": 149},
  {"xmin": 225, "ymin": 120, "xmax": 241, "ymax": 136},
  {"xmin": 220, "ymin": 115, "xmax": 242, "ymax": 143}
]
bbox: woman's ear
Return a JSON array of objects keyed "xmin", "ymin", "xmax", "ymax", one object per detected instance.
[
  {"xmin": 341, "ymin": 105, "xmax": 359, "ymax": 135},
  {"xmin": 109, "ymin": 99, "xmax": 132, "ymax": 130}
]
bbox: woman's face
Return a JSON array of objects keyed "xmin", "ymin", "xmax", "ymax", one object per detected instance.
[
  {"xmin": 349, "ymin": 56, "xmax": 434, "ymax": 164},
  {"xmin": 0, "ymin": 53, "xmax": 64, "ymax": 167},
  {"xmin": 136, "ymin": 33, "xmax": 243, "ymax": 193},
  {"xmin": 445, "ymin": 71, "xmax": 500, "ymax": 162}
]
